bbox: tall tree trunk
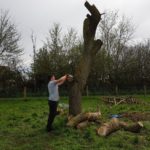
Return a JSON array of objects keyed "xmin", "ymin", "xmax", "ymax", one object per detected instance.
[
  {"xmin": 69, "ymin": 1, "xmax": 103, "ymax": 115},
  {"xmin": 115, "ymin": 84, "xmax": 118, "ymax": 96},
  {"xmin": 144, "ymin": 84, "xmax": 147, "ymax": 96}
]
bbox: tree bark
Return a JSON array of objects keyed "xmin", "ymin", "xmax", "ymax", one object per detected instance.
[{"xmin": 69, "ymin": 1, "xmax": 103, "ymax": 115}]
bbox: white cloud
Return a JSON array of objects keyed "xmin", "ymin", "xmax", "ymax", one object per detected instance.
[{"xmin": 0, "ymin": 0, "xmax": 150, "ymax": 66}]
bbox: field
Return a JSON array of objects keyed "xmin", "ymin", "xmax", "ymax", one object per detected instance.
[{"xmin": 0, "ymin": 96, "xmax": 150, "ymax": 150}]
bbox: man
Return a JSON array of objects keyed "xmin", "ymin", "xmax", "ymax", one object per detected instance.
[{"xmin": 46, "ymin": 74, "xmax": 73, "ymax": 132}]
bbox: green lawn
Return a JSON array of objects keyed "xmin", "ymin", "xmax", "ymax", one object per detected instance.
[{"xmin": 0, "ymin": 96, "xmax": 150, "ymax": 150}]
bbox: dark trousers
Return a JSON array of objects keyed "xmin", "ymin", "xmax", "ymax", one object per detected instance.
[{"xmin": 47, "ymin": 100, "xmax": 58, "ymax": 131}]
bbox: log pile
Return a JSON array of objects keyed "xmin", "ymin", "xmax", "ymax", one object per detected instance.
[
  {"xmin": 102, "ymin": 96, "xmax": 142, "ymax": 105},
  {"xmin": 66, "ymin": 112, "xmax": 144, "ymax": 136},
  {"xmin": 97, "ymin": 118, "xmax": 143, "ymax": 136}
]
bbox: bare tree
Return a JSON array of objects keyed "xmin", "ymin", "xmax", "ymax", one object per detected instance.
[
  {"xmin": 98, "ymin": 11, "xmax": 135, "ymax": 94},
  {"xmin": 63, "ymin": 28, "xmax": 82, "ymax": 73},
  {"xmin": 134, "ymin": 40, "xmax": 150, "ymax": 95},
  {"xmin": 63, "ymin": 28, "xmax": 78, "ymax": 52},
  {"xmin": 0, "ymin": 10, "xmax": 23, "ymax": 67},
  {"xmin": 31, "ymin": 31, "xmax": 37, "ymax": 91}
]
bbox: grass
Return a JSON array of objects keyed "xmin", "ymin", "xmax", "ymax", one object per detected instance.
[{"xmin": 0, "ymin": 95, "xmax": 150, "ymax": 150}]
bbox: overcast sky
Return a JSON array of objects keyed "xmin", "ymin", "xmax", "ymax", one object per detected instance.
[{"xmin": 0, "ymin": 0, "xmax": 150, "ymax": 66}]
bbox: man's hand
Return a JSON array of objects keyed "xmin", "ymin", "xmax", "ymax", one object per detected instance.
[{"xmin": 67, "ymin": 74, "xmax": 73, "ymax": 82}]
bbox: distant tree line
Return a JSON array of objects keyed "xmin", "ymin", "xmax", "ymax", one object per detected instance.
[
  {"xmin": 30, "ymin": 11, "xmax": 150, "ymax": 96},
  {"xmin": 0, "ymin": 10, "xmax": 150, "ymax": 97},
  {"xmin": 0, "ymin": 10, "xmax": 24, "ymax": 97}
]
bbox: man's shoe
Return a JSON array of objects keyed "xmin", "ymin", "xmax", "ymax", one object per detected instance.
[{"xmin": 46, "ymin": 127, "xmax": 54, "ymax": 132}]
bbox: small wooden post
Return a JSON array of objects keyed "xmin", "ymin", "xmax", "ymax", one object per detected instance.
[
  {"xmin": 23, "ymin": 86, "xmax": 27, "ymax": 98},
  {"xmin": 144, "ymin": 85, "xmax": 147, "ymax": 96},
  {"xmin": 115, "ymin": 85, "xmax": 118, "ymax": 96},
  {"xmin": 86, "ymin": 85, "xmax": 89, "ymax": 96}
]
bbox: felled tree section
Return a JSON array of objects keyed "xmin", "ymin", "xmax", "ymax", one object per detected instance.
[
  {"xmin": 67, "ymin": 111, "xmax": 101, "ymax": 128},
  {"xmin": 97, "ymin": 118, "xmax": 143, "ymax": 136},
  {"xmin": 97, "ymin": 118, "xmax": 120, "ymax": 136},
  {"xmin": 120, "ymin": 121, "xmax": 143, "ymax": 133}
]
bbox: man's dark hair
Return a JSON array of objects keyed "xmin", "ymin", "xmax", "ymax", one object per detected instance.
[{"xmin": 48, "ymin": 74, "xmax": 55, "ymax": 80}]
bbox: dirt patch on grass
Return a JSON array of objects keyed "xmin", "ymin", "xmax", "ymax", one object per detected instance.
[{"xmin": 121, "ymin": 112, "xmax": 150, "ymax": 122}]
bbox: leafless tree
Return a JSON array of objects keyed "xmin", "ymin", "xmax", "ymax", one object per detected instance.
[
  {"xmin": 0, "ymin": 10, "xmax": 23, "ymax": 68},
  {"xmin": 98, "ymin": 10, "xmax": 135, "ymax": 94}
]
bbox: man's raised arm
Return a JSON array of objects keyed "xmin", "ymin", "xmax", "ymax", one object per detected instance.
[{"xmin": 55, "ymin": 75, "xmax": 67, "ymax": 85}]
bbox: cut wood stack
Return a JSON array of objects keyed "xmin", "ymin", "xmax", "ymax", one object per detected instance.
[{"xmin": 102, "ymin": 96, "xmax": 142, "ymax": 105}]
